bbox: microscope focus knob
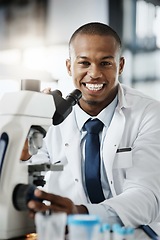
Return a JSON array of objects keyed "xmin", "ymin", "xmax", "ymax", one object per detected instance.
[{"xmin": 12, "ymin": 184, "xmax": 42, "ymax": 211}]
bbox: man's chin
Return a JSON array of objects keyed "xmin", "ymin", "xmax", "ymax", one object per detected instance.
[{"xmin": 85, "ymin": 100, "xmax": 99, "ymax": 105}]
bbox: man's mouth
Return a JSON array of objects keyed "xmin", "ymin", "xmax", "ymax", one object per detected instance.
[{"xmin": 84, "ymin": 83, "xmax": 104, "ymax": 91}]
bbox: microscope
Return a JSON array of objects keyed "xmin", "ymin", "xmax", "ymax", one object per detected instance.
[{"xmin": 0, "ymin": 81, "xmax": 81, "ymax": 239}]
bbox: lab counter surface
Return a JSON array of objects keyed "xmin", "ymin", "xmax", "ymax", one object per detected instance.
[{"xmin": 2, "ymin": 229, "xmax": 154, "ymax": 240}]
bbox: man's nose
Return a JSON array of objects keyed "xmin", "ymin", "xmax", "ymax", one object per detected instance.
[{"xmin": 88, "ymin": 65, "xmax": 102, "ymax": 79}]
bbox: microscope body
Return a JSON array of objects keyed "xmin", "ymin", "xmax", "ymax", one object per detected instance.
[{"xmin": 0, "ymin": 91, "xmax": 55, "ymax": 239}]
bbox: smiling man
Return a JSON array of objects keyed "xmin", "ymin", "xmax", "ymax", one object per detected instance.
[
  {"xmin": 24, "ymin": 22, "xmax": 160, "ymax": 233},
  {"xmin": 66, "ymin": 25, "xmax": 124, "ymax": 116}
]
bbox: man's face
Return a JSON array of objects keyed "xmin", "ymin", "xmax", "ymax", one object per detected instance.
[{"xmin": 66, "ymin": 34, "xmax": 125, "ymax": 113}]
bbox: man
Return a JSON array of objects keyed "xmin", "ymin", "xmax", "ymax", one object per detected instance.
[{"xmin": 23, "ymin": 22, "xmax": 160, "ymax": 232}]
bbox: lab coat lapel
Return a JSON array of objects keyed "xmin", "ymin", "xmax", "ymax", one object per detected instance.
[
  {"xmin": 103, "ymin": 108, "xmax": 125, "ymax": 196},
  {"xmin": 60, "ymin": 114, "xmax": 87, "ymax": 201},
  {"xmin": 61, "ymin": 112, "xmax": 87, "ymax": 202},
  {"xmin": 61, "ymin": 114, "xmax": 81, "ymax": 177}
]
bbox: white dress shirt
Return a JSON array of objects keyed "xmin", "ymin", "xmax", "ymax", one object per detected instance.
[{"xmin": 74, "ymin": 96, "xmax": 123, "ymax": 224}]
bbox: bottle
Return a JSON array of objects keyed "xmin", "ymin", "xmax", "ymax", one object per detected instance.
[
  {"xmin": 100, "ymin": 223, "xmax": 111, "ymax": 240},
  {"xmin": 67, "ymin": 214, "xmax": 101, "ymax": 240},
  {"xmin": 112, "ymin": 224, "xmax": 135, "ymax": 240}
]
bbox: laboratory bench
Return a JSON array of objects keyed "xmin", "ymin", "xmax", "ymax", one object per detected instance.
[{"xmin": 3, "ymin": 229, "xmax": 154, "ymax": 240}]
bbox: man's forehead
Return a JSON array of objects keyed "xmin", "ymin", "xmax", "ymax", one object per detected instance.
[
  {"xmin": 70, "ymin": 33, "xmax": 115, "ymax": 43},
  {"xmin": 69, "ymin": 34, "xmax": 120, "ymax": 55}
]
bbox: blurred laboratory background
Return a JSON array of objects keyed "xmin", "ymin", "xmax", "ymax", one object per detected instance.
[{"xmin": 0, "ymin": 0, "xmax": 160, "ymax": 99}]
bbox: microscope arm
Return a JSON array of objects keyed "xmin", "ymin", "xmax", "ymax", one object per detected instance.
[{"xmin": 0, "ymin": 88, "xmax": 81, "ymax": 239}]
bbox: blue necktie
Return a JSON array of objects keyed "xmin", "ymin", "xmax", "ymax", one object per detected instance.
[{"xmin": 84, "ymin": 118, "xmax": 105, "ymax": 203}]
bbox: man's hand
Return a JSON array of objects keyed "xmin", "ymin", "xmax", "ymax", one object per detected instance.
[
  {"xmin": 28, "ymin": 189, "xmax": 88, "ymax": 218},
  {"xmin": 41, "ymin": 87, "xmax": 52, "ymax": 94},
  {"xmin": 20, "ymin": 139, "xmax": 31, "ymax": 161}
]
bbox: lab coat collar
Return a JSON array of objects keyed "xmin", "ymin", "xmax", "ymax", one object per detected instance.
[{"xmin": 117, "ymin": 83, "xmax": 130, "ymax": 109}]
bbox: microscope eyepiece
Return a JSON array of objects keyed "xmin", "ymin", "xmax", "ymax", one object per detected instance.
[
  {"xmin": 51, "ymin": 89, "xmax": 82, "ymax": 125},
  {"xmin": 65, "ymin": 89, "xmax": 82, "ymax": 106}
]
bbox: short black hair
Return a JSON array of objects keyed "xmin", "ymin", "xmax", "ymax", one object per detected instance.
[{"xmin": 69, "ymin": 22, "xmax": 122, "ymax": 49}]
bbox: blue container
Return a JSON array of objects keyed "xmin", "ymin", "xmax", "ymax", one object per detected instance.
[{"xmin": 67, "ymin": 214, "xmax": 101, "ymax": 240}]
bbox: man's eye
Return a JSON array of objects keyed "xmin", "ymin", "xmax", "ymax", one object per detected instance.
[
  {"xmin": 79, "ymin": 61, "xmax": 90, "ymax": 66},
  {"xmin": 101, "ymin": 62, "xmax": 112, "ymax": 66}
]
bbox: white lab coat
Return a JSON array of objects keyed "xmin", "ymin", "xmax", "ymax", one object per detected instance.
[{"xmin": 31, "ymin": 84, "xmax": 160, "ymax": 233}]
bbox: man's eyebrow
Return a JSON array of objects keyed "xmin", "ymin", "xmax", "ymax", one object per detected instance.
[
  {"xmin": 76, "ymin": 56, "xmax": 114, "ymax": 60},
  {"xmin": 101, "ymin": 56, "xmax": 114, "ymax": 60},
  {"xmin": 76, "ymin": 56, "xmax": 88, "ymax": 59}
]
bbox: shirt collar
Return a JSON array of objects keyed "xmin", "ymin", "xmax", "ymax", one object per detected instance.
[{"xmin": 75, "ymin": 95, "xmax": 118, "ymax": 131}]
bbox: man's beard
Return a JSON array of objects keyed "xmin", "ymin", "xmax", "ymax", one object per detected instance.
[{"xmin": 85, "ymin": 100, "xmax": 99, "ymax": 105}]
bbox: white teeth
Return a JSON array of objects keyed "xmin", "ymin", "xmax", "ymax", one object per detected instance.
[{"xmin": 86, "ymin": 83, "xmax": 103, "ymax": 91}]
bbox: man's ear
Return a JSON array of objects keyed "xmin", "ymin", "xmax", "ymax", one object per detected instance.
[
  {"xmin": 66, "ymin": 59, "xmax": 72, "ymax": 76},
  {"xmin": 119, "ymin": 57, "xmax": 125, "ymax": 75}
]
